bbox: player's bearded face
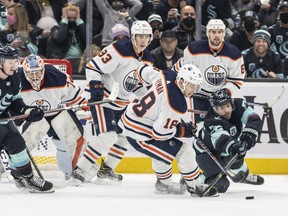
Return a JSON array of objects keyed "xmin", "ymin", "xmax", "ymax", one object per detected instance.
[
  {"xmin": 214, "ymin": 102, "xmax": 232, "ymax": 119},
  {"xmin": 208, "ymin": 29, "xmax": 225, "ymax": 48}
]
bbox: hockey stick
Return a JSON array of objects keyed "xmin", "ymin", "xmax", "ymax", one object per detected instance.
[
  {"xmin": 26, "ymin": 147, "xmax": 44, "ymax": 179},
  {"xmin": 193, "ymin": 135, "xmax": 246, "ymax": 183},
  {"xmin": 0, "ymin": 82, "xmax": 120, "ymax": 122},
  {"xmin": 199, "ymin": 153, "xmax": 238, "ymax": 197}
]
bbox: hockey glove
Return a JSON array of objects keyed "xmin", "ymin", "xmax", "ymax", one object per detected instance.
[
  {"xmin": 240, "ymin": 128, "xmax": 258, "ymax": 150},
  {"xmin": 175, "ymin": 121, "xmax": 197, "ymax": 138},
  {"xmin": 89, "ymin": 80, "xmax": 104, "ymax": 102},
  {"xmin": 229, "ymin": 142, "xmax": 247, "ymax": 160},
  {"xmin": 24, "ymin": 106, "xmax": 44, "ymax": 122}
]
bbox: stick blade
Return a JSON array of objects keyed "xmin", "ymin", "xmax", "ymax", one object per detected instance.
[{"xmin": 108, "ymin": 82, "xmax": 119, "ymax": 101}]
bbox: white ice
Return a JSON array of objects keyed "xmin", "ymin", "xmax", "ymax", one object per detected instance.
[{"xmin": 0, "ymin": 174, "xmax": 287, "ymax": 216}]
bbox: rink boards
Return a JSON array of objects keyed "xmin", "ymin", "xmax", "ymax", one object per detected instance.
[{"xmin": 76, "ymin": 80, "xmax": 288, "ymax": 174}]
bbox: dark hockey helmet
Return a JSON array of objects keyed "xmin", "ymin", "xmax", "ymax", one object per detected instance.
[
  {"xmin": 0, "ymin": 43, "xmax": 19, "ymax": 64},
  {"xmin": 210, "ymin": 89, "xmax": 234, "ymax": 109}
]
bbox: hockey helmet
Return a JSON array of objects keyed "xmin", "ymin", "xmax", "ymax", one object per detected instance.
[
  {"xmin": 176, "ymin": 64, "xmax": 203, "ymax": 94},
  {"xmin": 131, "ymin": 20, "xmax": 153, "ymax": 46},
  {"xmin": 0, "ymin": 43, "xmax": 19, "ymax": 64},
  {"xmin": 22, "ymin": 54, "xmax": 45, "ymax": 90},
  {"xmin": 210, "ymin": 89, "xmax": 234, "ymax": 109},
  {"xmin": 206, "ymin": 19, "xmax": 226, "ymax": 40}
]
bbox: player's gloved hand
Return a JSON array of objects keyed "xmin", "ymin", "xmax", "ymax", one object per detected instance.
[
  {"xmin": 175, "ymin": 121, "xmax": 196, "ymax": 138},
  {"xmin": 24, "ymin": 106, "xmax": 44, "ymax": 122},
  {"xmin": 240, "ymin": 128, "xmax": 258, "ymax": 150},
  {"xmin": 89, "ymin": 80, "xmax": 104, "ymax": 102},
  {"xmin": 229, "ymin": 141, "xmax": 247, "ymax": 160},
  {"xmin": 80, "ymin": 101, "xmax": 90, "ymax": 111}
]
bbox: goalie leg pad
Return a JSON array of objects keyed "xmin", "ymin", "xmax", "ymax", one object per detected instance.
[
  {"xmin": 51, "ymin": 110, "xmax": 84, "ymax": 155},
  {"xmin": 21, "ymin": 119, "xmax": 50, "ymax": 151},
  {"xmin": 52, "ymin": 139, "xmax": 73, "ymax": 176}
]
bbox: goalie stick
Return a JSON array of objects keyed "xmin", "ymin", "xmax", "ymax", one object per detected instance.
[
  {"xmin": 199, "ymin": 153, "xmax": 238, "ymax": 197},
  {"xmin": 0, "ymin": 82, "xmax": 120, "ymax": 122},
  {"xmin": 188, "ymin": 85, "xmax": 285, "ymax": 114},
  {"xmin": 193, "ymin": 135, "xmax": 246, "ymax": 183}
]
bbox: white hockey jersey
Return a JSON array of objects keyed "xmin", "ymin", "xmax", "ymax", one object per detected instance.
[
  {"xmin": 85, "ymin": 39, "xmax": 154, "ymax": 110},
  {"xmin": 174, "ymin": 40, "xmax": 245, "ymax": 96},
  {"xmin": 19, "ymin": 64, "xmax": 85, "ymax": 116},
  {"xmin": 118, "ymin": 68, "xmax": 188, "ymax": 142}
]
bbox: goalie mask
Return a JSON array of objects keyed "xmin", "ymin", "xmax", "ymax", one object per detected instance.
[
  {"xmin": 176, "ymin": 64, "xmax": 203, "ymax": 97},
  {"xmin": 22, "ymin": 54, "xmax": 45, "ymax": 91}
]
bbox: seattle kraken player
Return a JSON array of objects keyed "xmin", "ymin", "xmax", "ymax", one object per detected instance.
[
  {"xmin": 72, "ymin": 20, "xmax": 154, "ymax": 184},
  {"xmin": 173, "ymin": 19, "xmax": 245, "ymax": 123},
  {"xmin": 117, "ymin": 64, "xmax": 217, "ymax": 197},
  {"xmin": 0, "ymin": 44, "xmax": 53, "ymax": 193},
  {"xmin": 194, "ymin": 89, "xmax": 264, "ymax": 193}
]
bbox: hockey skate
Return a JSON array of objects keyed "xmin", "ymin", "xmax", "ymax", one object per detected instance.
[
  {"xmin": 154, "ymin": 178, "xmax": 186, "ymax": 195},
  {"xmin": 11, "ymin": 170, "xmax": 28, "ymax": 191},
  {"xmin": 95, "ymin": 160, "xmax": 123, "ymax": 184},
  {"xmin": 241, "ymin": 174, "xmax": 264, "ymax": 185},
  {"xmin": 23, "ymin": 175, "xmax": 54, "ymax": 193},
  {"xmin": 69, "ymin": 166, "xmax": 85, "ymax": 186},
  {"xmin": 187, "ymin": 183, "xmax": 218, "ymax": 197}
]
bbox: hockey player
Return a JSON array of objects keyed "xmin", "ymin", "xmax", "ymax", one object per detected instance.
[
  {"xmin": 72, "ymin": 20, "xmax": 154, "ymax": 184},
  {"xmin": 19, "ymin": 54, "xmax": 87, "ymax": 178},
  {"xmin": 173, "ymin": 19, "xmax": 245, "ymax": 123},
  {"xmin": 194, "ymin": 89, "xmax": 264, "ymax": 193},
  {"xmin": 0, "ymin": 43, "xmax": 54, "ymax": 193},
  {"xmin": 117, "ymin": 64, "xmax": 217, "ymax": 196}
]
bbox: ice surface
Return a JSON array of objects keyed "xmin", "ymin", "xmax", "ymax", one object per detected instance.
[{"xmin": 0, "ymin": 174, "xmax": 287, "ymax": 216}]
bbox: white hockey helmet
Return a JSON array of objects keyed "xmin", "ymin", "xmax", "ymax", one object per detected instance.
[
  {"xmin": 22, "ymin": 54, "xmax": 45, "ymax": 91},
  {"xmin": 131, "ymin": 20, "xmax": 153, "ymax": 45},
  {"xmin": 176, "ymin": 64, "xmax": 203, "ymax": 94},
  {"xmin": 206, "ymin": 19, "xmax": 226, "ymax": 38}
]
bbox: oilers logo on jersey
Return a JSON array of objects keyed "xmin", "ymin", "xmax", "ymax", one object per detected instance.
[
  {"xmin": 204, "ymin": 65, "xmax": 227, "ymax": 86},
  {"xmin": 123, "ymin": 70, "xmax": 139, "ymax": 92},
  {"xmin": 31, "ymin": 99, "xmax": 51, "ymax": 111}
]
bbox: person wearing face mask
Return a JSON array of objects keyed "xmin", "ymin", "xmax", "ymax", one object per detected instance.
[
  {"xmin": 172, "ymin": 5, "xmax": 206, "ymax": 50},
  {"xmin": 46, "ymin": 3, "xmax": 86, "ymax": 59},
  {"xmin": 229, "ymin": 10, "xmax": 260, "ymax": 51},
  {"xmin": 268, "ymin": 1, "xmax": 288, "ymax": 59},
  {"xmin": 147, "ymin": 14, "xmax": 163, "ymax": 51}
]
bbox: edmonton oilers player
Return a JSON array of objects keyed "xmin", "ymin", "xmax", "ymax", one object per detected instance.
[
  {"xmin": 72, "ymin": 20, "xmax": 154, "ymax": 184},
  {"xmin": 0, "ymin": 44, "xmax": 53, "ymax": 193}
]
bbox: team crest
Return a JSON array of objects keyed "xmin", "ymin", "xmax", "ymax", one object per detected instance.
[
  {"xmin": 6, "ymin": 34, "xmax": 14, "ymax": 42},
  {"xmin": 248, "ymin": 63, "xmax": 255, "ymax": 72},
  {"xmin": 123, "ymin": 70, "xmax": 138, "ymax": 92},
  {"xmin": 31, "ymin": 99, "xmax": 51, "ymax": 111},
  {"xmin": 230, "ymin": 126, "xmax": 237, "ymax": 136},
  {"xmin": 276, "ymin": 35, "xmax": 283, "ymax": 44},
  {"xmin": 204, "ymin": 65, "xmax": 227, "ymax": 86}
]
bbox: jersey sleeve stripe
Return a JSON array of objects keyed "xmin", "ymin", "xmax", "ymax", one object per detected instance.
[{"xmin": 152, "ymin": 128, "xmax": 174, "ymax": 140}]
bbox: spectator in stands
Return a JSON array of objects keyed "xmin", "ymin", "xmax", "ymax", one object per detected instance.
[
  {"xmin": 78, "ymin": 44, "xmax": 101, "ymax": 74},
  {"xmin": 155, "ymin": 0, "xmax": 190, "ymax": 30},
  {"xmin": 69, "ymin": 0, "xmax": 104, "ymax": 37},
  {"xmin": 0, "ymin": 0, "xmax": 11, "ymax": 31},
  {"xmin": 24, "ymin": 0, "xmax": 66, "ymax": 57},
  {"xmin": 111, "ymin": 23, "xmax": 130, "ymax": 41},
  {"xmin": 95, "ymin": 0, "xmax": 142, "ymax": 48},
  {"xmin": 150, "ymin": 30, "xmax": 183, "ymax": 70},
  {"xmin": 46, "ymin": 3, "xmax": 86, "ymax": 59},
  {"xmin": 230, "ymin": 0, "xmax": 258, "ymax": 17},
  {"xmin": 256, "ymin": 0, "xmax": 278, "ymax": 27},
  {"xmin": 268, "ymin": 0, "xmax": 288, "ymax": 59},
  {"xmin": 242, "ymin": 29, "xmax": 283, "ymax": 78},
  {"xmin": 135, "ymin": 0, "xmax": 155, "ymax": 20},
  {"xmin": 0, "ymin": 3, "xmax": 43, "ymax": 57},
  {"xmin": 229, "ymin": 10, "xmax": 260, "ymax": 51},
  {"xmin": 173, "ymin": 5, "xmax": 206, "ymax": 50},
  {"xmin": 147, "ymin": 14, "xmax": 163, "ymax": 51}
]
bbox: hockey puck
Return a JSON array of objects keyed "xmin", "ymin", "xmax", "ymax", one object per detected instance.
[{"xmin": 246, "ymin": 196, "xmax": 254, "ymax": 200}]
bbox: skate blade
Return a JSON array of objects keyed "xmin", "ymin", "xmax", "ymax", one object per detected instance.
[
  {"xmin": 68, "ymin": 178, "xmax": 83, "ymax": 187},
  {"xmin": 28, "ymin": 188, "xmax": 55, "ymax": 193}
]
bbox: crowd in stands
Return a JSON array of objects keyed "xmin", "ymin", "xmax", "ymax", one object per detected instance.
[{"xmin": 0, "ymin": 0, "xmax": 287, "ymax": 78}]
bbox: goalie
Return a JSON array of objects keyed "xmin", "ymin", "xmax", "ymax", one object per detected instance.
[{"xmin": 18, "ymin": 54, "xmax": 88, "ymax": 178}]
